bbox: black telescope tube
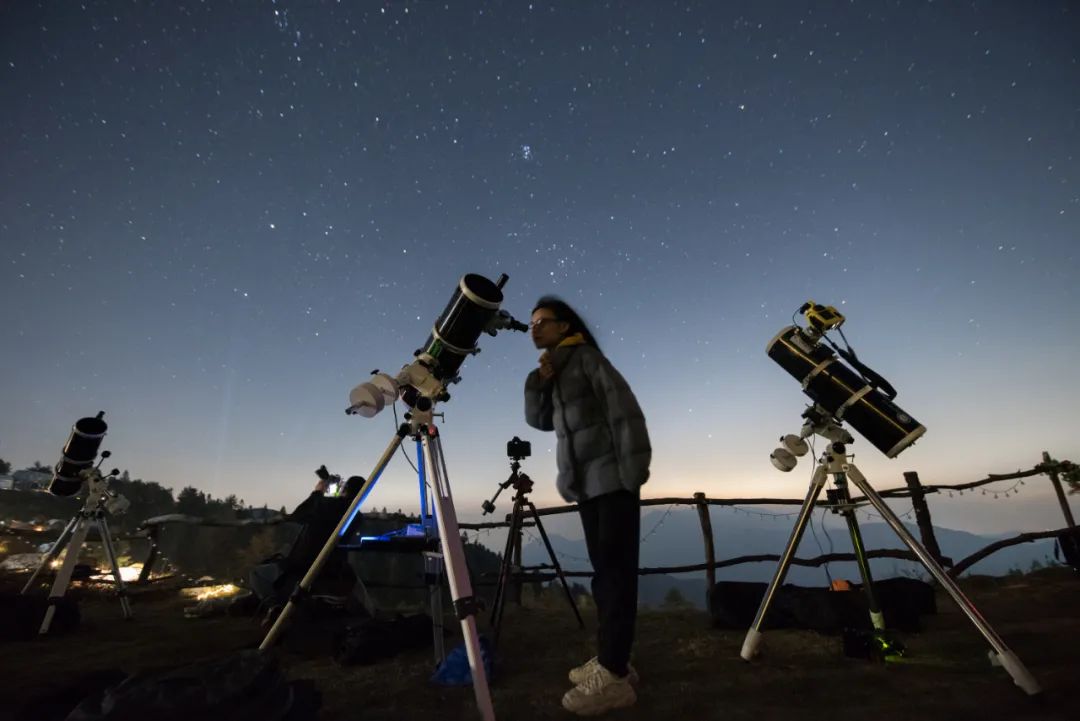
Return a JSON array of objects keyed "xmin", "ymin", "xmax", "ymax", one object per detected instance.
[
  {"xmin": 419, "ymin": 273, "xmax": 503, "ymax": 380},
  {"xmin": 49, "ymin": 412, "xmax": 108, "ymax": 496},
  {"xmin": 767, "ymin": 327, "xmax": 925, "ymax": 457}
]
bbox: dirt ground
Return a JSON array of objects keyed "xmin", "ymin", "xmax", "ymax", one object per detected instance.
[{"xmin": 1, "ymin": 568, "xmax": 1077, "ymax": 721}]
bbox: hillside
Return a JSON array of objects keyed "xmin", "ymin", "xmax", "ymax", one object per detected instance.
[{"xmin": 519, "ymin": 506, "xmax": 1065, "ymax": 608}]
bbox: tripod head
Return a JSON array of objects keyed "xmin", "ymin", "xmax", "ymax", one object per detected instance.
[
  {"xmin": 481, "ymin": 443, "xmax": 535, "ymax": 515},
  {"xmin": 79, "ymin": 460, "xmax": 128, "ymax": 516}
]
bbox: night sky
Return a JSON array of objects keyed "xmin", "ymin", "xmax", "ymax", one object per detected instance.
[{"xmin": 2, "ymin": 1, "xmax": 1077, "ymax": 536}]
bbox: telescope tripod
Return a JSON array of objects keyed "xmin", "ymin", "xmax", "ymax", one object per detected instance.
[
  {"xmin": 741, "ymin": 427, "xmax": 1041, "ymax": 695},
  {"xmin": 485, "ymin": 460, "xmax": 584, "ymax": 647},
  {"xmin": 22, "ymin": 471, "xmax": 132, "ymax": 634},
  {"xmin": 260, "ymin": 409, "xmax": 496, "ymax": 721}
]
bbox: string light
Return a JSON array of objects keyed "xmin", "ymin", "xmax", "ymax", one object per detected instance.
[{"xmin": 640, "ymin": 504, "xmax": 676, "ymax": 544}]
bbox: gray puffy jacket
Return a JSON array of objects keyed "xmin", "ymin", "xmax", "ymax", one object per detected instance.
[{"xmin": 524, "ymin": 343, "xmax": 651, "ymax": 502}]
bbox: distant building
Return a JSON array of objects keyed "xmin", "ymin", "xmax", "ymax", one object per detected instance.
[
  {"xmin": 0, "ymin": 476, "xmax": 13, "ymax": 491},
  {"xmin": 12, "ymin": 470, "xmax": 51, "ymax": 491}
]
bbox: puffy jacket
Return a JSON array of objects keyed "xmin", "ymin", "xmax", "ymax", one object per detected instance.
[{"xmin": 524, "ymin": 343, "xmax": 651, "ymax": 502}]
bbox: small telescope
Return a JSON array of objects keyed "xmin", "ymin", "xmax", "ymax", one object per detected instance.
[
  {"xmin": 767, "ymin": 301, "xmax": 925, "ymax": 460},
  {"xmin": 348, "ymin": 273, "xmax": 527, "ymax": 417},
  {"xmin": 48, "ymin": 412, "xmax": 109, "ymax": 496}
]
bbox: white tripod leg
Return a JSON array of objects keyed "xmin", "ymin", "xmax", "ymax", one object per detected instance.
[
  {"xmin": 423, "ymin": 432, "xmax": 496, "ymax": 721},
  {"xmin": 741, "ymin": 463, "xmax": 829, "ymax": 661},
  {"xmin": 846, "ymin": 463, "xmax": 1041, "ymax": 695},
  {"xmin": 22, "ymin": 514, "xmax": 79, "ymax": 594},
  {"xmin": 41, "ymin": 517, "xmax": 92, "ymax": 634}
]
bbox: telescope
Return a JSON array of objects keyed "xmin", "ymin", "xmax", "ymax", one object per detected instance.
[
  {"xmin": 48, "ymin": 412, "xmax": 109, "ymax": 496},
  {"xmin": 348, "ymin": 273, "xmax": 527, "ymax": 417},
  {"xmin": 767, "ymin": 301, "xmax": 925, "ymax": 460}
]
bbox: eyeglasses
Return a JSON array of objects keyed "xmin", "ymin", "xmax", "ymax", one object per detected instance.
[{"xmin": 529, "ymin": 317, "xmax": 559, "ymax": 330}]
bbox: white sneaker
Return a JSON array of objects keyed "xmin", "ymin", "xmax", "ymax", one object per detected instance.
[
  {"xmin": 562, "ymin": 664, "xmax": 637, "ymax": 716},
  {"xmin": 568, "ymin": 656, "xmax": 639, "ymax": 686}
]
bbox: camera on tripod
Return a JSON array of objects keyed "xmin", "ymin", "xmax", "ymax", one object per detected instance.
[
  {"xmin": 506, "ymin": 436, "xmax": 531, "ymax": 460},
  {"xmin": 481, "ymin": 438, "xmax": 534, "ymax": 515}
]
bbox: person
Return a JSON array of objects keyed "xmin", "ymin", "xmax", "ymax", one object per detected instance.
[
  {"xmin": 524, "ymin": 296, "xmax": 651, "ymax": 715},
  {"xmin": 284, "ymin": 473, "xmax": 366, "ymax": 571},
  {"xmin": 248, "ymin": 472, "xmax": 366, "ymax": 617}
]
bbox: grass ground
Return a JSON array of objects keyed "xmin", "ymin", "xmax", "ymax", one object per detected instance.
[{"xmin": 1, "ymin": 568, "xmax": 1077, "ymax": 721}]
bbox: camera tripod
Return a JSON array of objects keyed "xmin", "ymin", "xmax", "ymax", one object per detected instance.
[
  {"xmin": 260, "ymin": 406, "xmax": 496, "ymax": 721},
  {"xmin": 741, "ymin": 416, "xmax": 1041, "ymax": 695},
  {"xmin": 483, "ymin": 458, "xmax": 584, "ymax": 646},
  {"xmin": 22, "ymin": 467, "xmax": 133, "ymax": 634}
]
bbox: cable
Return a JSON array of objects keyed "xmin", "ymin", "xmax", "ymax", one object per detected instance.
[
  {"xmin": 392, "ymin": 400, "xmax": 420, "ymax": 475},
  {"xmin": 805, "ymin": 435, "xmax": 833, "ymax": 585}
]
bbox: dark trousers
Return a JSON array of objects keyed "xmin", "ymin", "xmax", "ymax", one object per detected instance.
[{"xmin": 578, "ymin": 489, "xmax": 640, "ymax": 677}]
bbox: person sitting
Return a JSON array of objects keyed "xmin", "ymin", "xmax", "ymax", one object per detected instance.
[{"xmin": 248, "ymin": 473, "xmax": 366, "ymax": 616}]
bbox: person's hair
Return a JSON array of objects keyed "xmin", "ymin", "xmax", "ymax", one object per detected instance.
[
  {"xmin": 532, "ymin": 296, "xmax": 602, "ymax": 352},
  {"xmin": 343, "ymin": 476, "xmax": 366, "ymax": 500}
]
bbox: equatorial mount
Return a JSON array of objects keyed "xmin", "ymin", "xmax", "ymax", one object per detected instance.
[{"xmin": 770, "ymin": 404, "xmax": 854, "ymax": 472}]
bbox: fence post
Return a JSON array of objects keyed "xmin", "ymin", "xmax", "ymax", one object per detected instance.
[
  {"xmin": 693, "ymin": 492, "xmax": 716, "ymax": 610},
  {"xmin": 1042, "ymin": 451, "xmax": 1077, "ymax": 529},
  {"xmin": 903, "ymin": 472, "xmax": 947, "ymax": 566}
]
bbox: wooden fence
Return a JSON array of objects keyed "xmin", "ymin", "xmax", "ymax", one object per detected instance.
[{"xmin": 458, "ymin": 452, "xmax": 1078, "ymax": 598}]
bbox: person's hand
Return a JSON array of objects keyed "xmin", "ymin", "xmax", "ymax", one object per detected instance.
[
  {"xmin": 314, "ymin": 479, "xmax": 329, "ymax": 493},
  {"xmin": 538, "ymin": 351, "xmax": 554, "ymax": 381}
]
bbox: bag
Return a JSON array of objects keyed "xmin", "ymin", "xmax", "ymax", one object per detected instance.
[
  {"xmin": 431, "ymin": 635, "xmax": 494, "ymax": 686},
  {"xmin": 710, "ymin": 577, "xmax": 936, "ymax": 633}
]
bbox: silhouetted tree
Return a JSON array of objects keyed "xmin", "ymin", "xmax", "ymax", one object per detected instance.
[
  {"xmin": 176, "ymin": 486, "xmax": 208, "ymax": 515},
  {"xmin": 662, "ymin": 587, "xmax": 690, "ymax": 610}
]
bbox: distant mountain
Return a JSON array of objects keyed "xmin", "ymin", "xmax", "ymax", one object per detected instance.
[{"xmin": 516, "ymin": 507, "xmax": 1064, "ymax": 610}]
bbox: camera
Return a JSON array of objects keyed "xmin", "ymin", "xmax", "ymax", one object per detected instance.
[
  {"xmin": 506, "ymin": 436, "xmax": 531, "ymax": 460},
  {"xmin": 315, "ymin": 464, "xmax": 342, "ymax": 495}
]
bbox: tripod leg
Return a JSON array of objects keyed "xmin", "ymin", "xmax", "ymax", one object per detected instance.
[
  {"xmin": 98, "ymin": 516, "xmax": 133, "ymax": 619},
  {"xmin": 741, "ymin": 463, "xmax": 828, "ymax": 661},
  {"xmin": 528, "ymin": 502, "xmax": 585, "ymax": 629},
  {"xmin": 41, "ymin": 517, "xmax": 92, "ymax": 634},
  {"xmin": 22, "ymin": 515, "xmax": 79, "ymax": 594},
  {"xmin": 489, "ymin": 500, "xmax": 520, "ymax": 643},
  {"xmin": 423, "ymin": 552, "xmax": 446, "ymax": 665},
  {"xmin": 260, "ymin": 429, "xmax": 405, "ymax": 650},
  {"xmin": 846, "ymin": 464, "xmax": 1041, "ymax": 695},
  {"xmin": 834, "ymin": 479, "xmax": 884, "ymax": 630},
  {"xmin": 424, "ymin": 432, "xmax": 496, "ymax": 721}
]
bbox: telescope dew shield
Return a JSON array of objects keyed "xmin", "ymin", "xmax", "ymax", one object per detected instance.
[
  {"xmin": 49, "ymin": 413, "xmax": 108, "ymax": 496},
  {"xmin": 767, "ymin": 326, "xmax": 925, "ymax": 457},
  {"xmin": 420, "ymin": 274, "xmax": 503, "ymax": 381}
]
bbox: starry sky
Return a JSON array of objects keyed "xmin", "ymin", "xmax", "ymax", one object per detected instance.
[{"xmin": 1, "ymin": 1, "xmax": 1077, "ymax": 536}]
